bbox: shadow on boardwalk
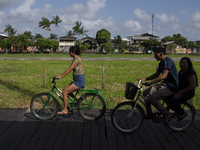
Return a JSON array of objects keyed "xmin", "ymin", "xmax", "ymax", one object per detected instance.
[{"xmin": 0, "ymin": 108, "xmax": 200, "ymax": 150}]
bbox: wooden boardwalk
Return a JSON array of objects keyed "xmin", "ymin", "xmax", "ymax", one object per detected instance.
[{"xmin": 0, "ymin": 108, "xmax": 200, "ymax": 150}]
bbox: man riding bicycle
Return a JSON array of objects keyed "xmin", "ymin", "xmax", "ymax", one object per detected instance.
[{"xmin": 140, "ymin": 47, "xmax": 179, "ymax": 125}]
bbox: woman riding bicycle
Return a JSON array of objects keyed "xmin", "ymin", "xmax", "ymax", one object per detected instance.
[
  {"xmin": 168, "ymin": 57, "xmax": 198, "ymax": 120},
  {"xmin": 56, "ymin": 45, "xmax": 86, "ymax": 115}
]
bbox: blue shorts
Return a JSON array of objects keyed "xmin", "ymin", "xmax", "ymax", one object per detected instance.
[{"xmin": 71, "ymin": 74, "xmax": 86, "ymax": 88}]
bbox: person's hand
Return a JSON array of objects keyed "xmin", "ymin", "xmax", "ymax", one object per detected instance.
[
  {"xmin": 144, "ymin": 82, "xmax": 152, "ymax": 86},
  {"xmin": 174, "ymin": 92, "xmax": 182, "ymax": 99},
  {"xmin": 55, "ymin": 75, "xmax": 62, "ymax": 79},
  {"xmin": 140, "ymin": 78, "xmax": 146, "ymax": 82}
]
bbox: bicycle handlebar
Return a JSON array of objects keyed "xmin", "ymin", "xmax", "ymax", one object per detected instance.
[{"xmin": 52, "ymin": 76, "xmax": 58, "ymax": 83}]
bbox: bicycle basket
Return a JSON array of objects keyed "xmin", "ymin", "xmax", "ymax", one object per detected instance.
[{"xmin": 125, "ymin": 82, "xmax": 138, "ymax": 99}]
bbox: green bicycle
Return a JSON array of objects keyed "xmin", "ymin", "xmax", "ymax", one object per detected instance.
[{"xmin": 30, "ymin": 77, "xmax": 108, "ymax": 121}]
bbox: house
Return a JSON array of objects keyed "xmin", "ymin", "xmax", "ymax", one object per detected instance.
[
  {"xmin": 130, "ymin": 33, "xmax": 159, "ymax": 44},
  {"xmin": 0, "ymin": 33, "xmax": 9, "ymax": 40},
  {"xmin": 0, "ymin": 33, "xmax": 9, "ymax": 52},
  {"xmin": 162, "ymin": 41, "xmax": 186, "ymax": 54},
  {"xmin": 58, "ymin": 36, "xmax": 76, "ymax": 52},
  {"xmin": 80, "ymin": 37, "xmax": 100, "ymax": 53}
]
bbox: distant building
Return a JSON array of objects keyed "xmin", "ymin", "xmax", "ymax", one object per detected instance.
[
  {"xmin": 58, "ymin": 36, "xmax": 76, "ymax": 52},
  {"xmin": 80, "ymin": 37, "xmax": 100, "ymax": 53},
  {"xmin": 0, "ymin": 33, "xmax": 9, "ymax": 40},
  {"xmin": 130, "ymin": 33, "xmax": 159, "ymax": 44}
]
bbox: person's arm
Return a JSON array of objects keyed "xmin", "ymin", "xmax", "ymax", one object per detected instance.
[
  {"xmin": 141, "ymin": 70, "xmax": 161, "ymax": 82},
  {"xmin": 56, "ymin": 62, "xmax": 77, "ymax": 79},
  {"xmin": 174, "ymin": 75, "xmax": 196, "ymax": 98}
]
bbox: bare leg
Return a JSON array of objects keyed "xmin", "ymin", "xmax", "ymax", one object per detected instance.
[{"xmin": 57, "ymin": 83, "xmax": 79, "ymax": 115}]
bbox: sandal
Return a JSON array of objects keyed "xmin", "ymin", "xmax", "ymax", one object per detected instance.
[
  {"xmin": 177, "ymin": 113, "xmax": 187, "ymax": 121},
  {"xmin": 57, "ymin": 110, "xmax": 68, "ymax": 115}
]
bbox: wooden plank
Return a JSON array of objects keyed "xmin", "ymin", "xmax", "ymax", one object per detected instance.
[
  {"xmin": 62, "ymin": 111, "xmax": 79, "ymax": 150},
  {"xmin": 6, "ymin": 109, "xmax": 35, "ymax": 150},
  {"xmin": 16, "ymin": 120, "xmax": 42, "ymax": 150},
  {"xmin": 33, "ymin": 118, "xmax": 58, "ymax": 150},
  {"xmin": 146, "ymin": 120, "xmax": 174, "ymax": 149},
  {"xmin": 0, "ymin": 108, "xmax": 28, "ymax": 149},
  {"xmin": 104, "ymin": 110, "xmax": 119, "ymax": 150},
  {"xmin": 98, "ymin": 115, "xmax": 109, "ymax": 150},
  {"xmin": 71, "ymin": 113, "xmax": 85, "ymax": 150},
  {"xmin": 0, "ymin": 108, "xmax": 16, "ymax": 121},
  {"xmin": 52, "ymin": 112, "xmax": 73, "ymax": 150},
  {"xmin": 80, "ymin": 115, "xmax": 92, "ymax": 150},
  {"xmin": 142, "ymin": 119, "xmax": 164, "ymax": 150}
]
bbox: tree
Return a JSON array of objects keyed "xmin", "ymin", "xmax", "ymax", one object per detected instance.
[
  {"xmin": 39, "ymin": 17, "xmax": 52, "ymax": 31},
  {"xmin": 4, "ymin": 24, "xmax": 17, "ymax": 36},
  {"xmin": 101, "ymin": 42, "xmax": 115, "ymax": 53},
  {"xmin": 161, "ymin": 34, "xmax": 187, "ymax": 45},
  {"xmin": 76, "ymin": 40, "xmax": 90, "ymax": 51},
  {"xmin": 141, "ymin": 39, "xmax": 162, "ymax": 50},
  {"xmin": 49, "ymin": 33, "xmax": 58, "ymax": 40},
  {"xmin": 67, "ymin": 30, "xmax": 74, "ymax": 36},
  {"xmin": 36, "ymin": 38, "xmax": 58, "ymax": 52},
  {"xmin": 52, "ymin": 15, "xmax": 62, "ymax": 35},
  {"xmin": 72, "ymin": 21, "xmax": 88, "ymax": 37},
  {"xmin": 34, "ymin": 33, "xmax": 44, "ymax": 40},
  {"xmin": 23, "ymin": 31, "xmax": 33, "ymax": 39},
  {"xmin": 112, "ymin": 35, "xmax": 122, "ymax": 46},
  {"xmin": 96, "ymin": 29, "xmax": 111, "ymax": 45}
]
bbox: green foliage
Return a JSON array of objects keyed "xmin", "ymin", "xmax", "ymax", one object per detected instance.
[
  {"xmin": 34, "ymin": 33, "xmax": 44, "ymax": 40},
  {"xmin": 141, "ymin": 38, "xmax": 162, "ymax": 49},
  {"xmin": 76, "ymin": 39, "xmax": 90, "ymax": 51},
  {"xmin": 161, "ymin": 34, "xmax": 188, "ymax": 45},
  {"xmin": 187, "ymin": 41, "xmax": 196, "ymax": 49},
  {"xmin": 37, "ymin": 38, "xmax": 58, "ymax": 52},
  {"xmin": 72, "ymin": 21, "xmax": 88, "ymax": 37},
  {"xmin": 4, "ymin": 24, "xmax": 17, "ymax": 36},
  {"xmin": 51, "ymin": 15, "xmax": 62, "ymax": 27},
  {"xmin": 49, "ymin": 33, "xmax": 58, "ymax": 40},
  {"xmin": 96, "ymin": 29, "xmax": 111, "ymax": 45},
  {"xmin": 39, "ymin": 17, "xmax": 52, "ymax": 31},
  {"xmin": 23, "ymin": 31, "xmax": 33, "ymax": 40},
  {"xmin": 101, "ymin": 42, "xmax": 115, "ymax": 53}
]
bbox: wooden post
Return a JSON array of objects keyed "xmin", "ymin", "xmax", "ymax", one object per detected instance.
[
  {"xmin": 44, "ymin": 66, "xmax": 46, "ymax": 87},
  {"xmin": 102, "ymin": 66, "xmax": 104, "ymax": 90}
]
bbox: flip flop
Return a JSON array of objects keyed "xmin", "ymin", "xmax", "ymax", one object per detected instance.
[{"xmin": 57, "ymin": 110, "xmax": 68, "ymax": 115}]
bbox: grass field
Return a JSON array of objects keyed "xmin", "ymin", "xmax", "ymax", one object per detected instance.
[{"xmin": 0, "ymin": 53, "xmax": 200, "ymax": 109}]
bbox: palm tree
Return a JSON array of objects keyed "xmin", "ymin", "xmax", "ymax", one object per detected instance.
[
  {"xmin": 4, "ymin": 24, "xmax": 17, "ymax": 36},
  {"xmin": 52, "ymin": 15, "xmax": 62, "ymax": 35},
  {"xmin": 49, "ymin": 33, "xmax": 58, "ymax": 40},
  {"xmin": 34, "ymin": 33, "xmax": 44, "ymax": 40},
  {"xmin": 23, "ymin": 31, "xmax": 33, "ymax": 39},
  {"xmin": 39, "ymin": 17, "xmax": 52, "ymax": 31},
  {"xmin": 67, "ymin": 30, "xmax": 74, "ymax": 36},
  {"xmin": 72, "ymin": 21, "xmax": 88, "ymax": 37}
]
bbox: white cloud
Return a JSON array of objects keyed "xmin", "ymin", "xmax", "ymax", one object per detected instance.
[
  {"xmin": 123, "ymin": 20, "xmax": 142, "ymax": 32},
  {"xmin": 61, "ymin": 0, "xmax": 106, "ymax": 20},
  {"xmin": 189, "ymin": 11, "xmax": 200, "ymax": 22},
  {"xmin": 133, "ymin": 8, "xmax": 151, "ymax": 22},
  {"xmin": 0, "ymin": 0, "xmax": 24, "ymax": 10},
  {"xmin": 155, "ymin": 13, "xmax": 179, "ymax": 24}
]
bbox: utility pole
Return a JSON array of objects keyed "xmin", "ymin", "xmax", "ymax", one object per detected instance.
[{"xmin": 152, "ymin": 14, "xmax": 154, "ymax": 35}]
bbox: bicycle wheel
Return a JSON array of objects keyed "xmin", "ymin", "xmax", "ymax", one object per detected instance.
[
  {"xmin": 30, "ymin": 92, "xmax": 58, "ymax": 120},
  {"xmin": 111, "ymin": 101, "xmax": 144, "ymax": 134},
  {"xmin": 166, "ymin": 102, "xmax": 195, "ymax": 132},
  {"xmin": 77, "ymin": 93, "xmax": 106, "ymax": 121}
]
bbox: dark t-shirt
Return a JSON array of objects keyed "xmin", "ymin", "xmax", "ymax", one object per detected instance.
[
  {"xmin": 178, "ymin": 69, "xmax": 198, "ymax": 96},
  {"xmin": 157, "ymin": 57, "xmax": 179, "ymax": 92}
]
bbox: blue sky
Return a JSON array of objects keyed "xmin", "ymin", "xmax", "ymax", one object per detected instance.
[{"xmin": 0, "ymin": 0, "xmax": 200, "ymax": 41}]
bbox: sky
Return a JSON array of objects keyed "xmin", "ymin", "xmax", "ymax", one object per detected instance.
[{"xmin": 0, "ymin": 0, "xmax": 200, "ymax": 41}]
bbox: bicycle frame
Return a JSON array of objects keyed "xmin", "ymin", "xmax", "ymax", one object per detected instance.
[{"xmin": 45, "ymin": 79, "xmax": 108, "ymax": 110}]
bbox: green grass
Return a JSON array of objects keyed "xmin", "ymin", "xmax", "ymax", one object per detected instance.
[
  {"xmin": 0, "ymin": 54, "xmax": 200, "ymax": 109},
  {"xmin": 1, "ymin": 53, "xmax": 200, "ymax": 59}
]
